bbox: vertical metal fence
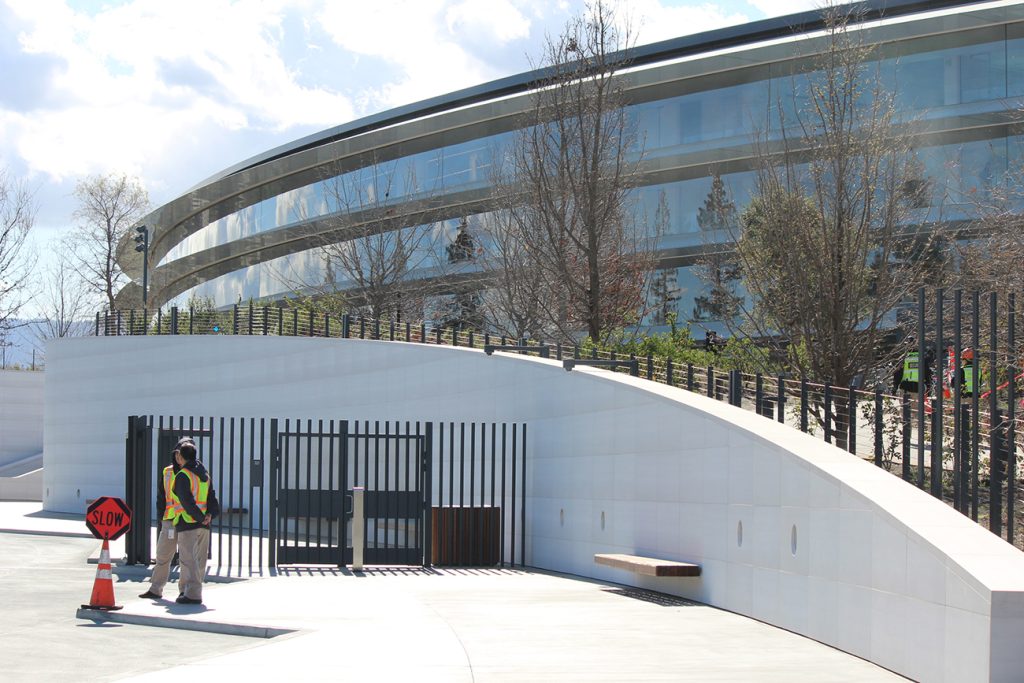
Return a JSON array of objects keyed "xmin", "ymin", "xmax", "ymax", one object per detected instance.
[{"xmin": 124, "ymin": 415, "xmax": 527, "ymax": 574}]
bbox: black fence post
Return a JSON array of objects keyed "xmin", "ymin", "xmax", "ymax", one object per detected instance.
[
  {"xmin": 960, "ymin": 404, "xmax": 972, "ymax": 518},
  {"xmin": 931, "ymin": 288, "xmax": 944, "ymax": 499},
  {"xmin": 953, "ymin": 289, "xmax": 963, "ymax": 511},
  {"xmin": 95, "ymin": 312, "xmax": 100, "ymax": 336},
  {"xmin": 666, "ymin": 358, "xmax": 674, "ymax": 386},
  {"xmin": 777, "ymin": 375, "xmax": 786, "ymax": 424},
  {"xmin": 824, "ymin": 383, "xmax": 833, "ymax": 444},
  {"xmin": 248, "ymin": 302, "xmax": 254, "ymax": 335},
  {"xmin": 988, "ymin": 291, "xmax": 999, "ymax": 529},
  {"xmin": 848, "ymin": 385, "xmax": 857, "ymax": 455},
  {"xmin": 901, "ymin": 393, "xmax": 912, "ymax": 481},
  {"xmin": 309, "ymin": 309, "xmax": 315, "ymax": 337},
  {"xmin": 171, "ymin": 307, "xmax": 179, "ymax": 335},
  {"xmin": 874, "ymin": 387, "xmax": 883, "ymax": 467},
  {"xmin": 188, "ymin": 306, "xmax": 194, "ymax": 335},
  {"xmin": 916, "ymin": 288, "xmax": 926, "ymax": 488},
  {"xmin": 800, "ymin": 379, "xmax": 808, "ymax": 433},
  {"xmin": 755, "ymin": 373, "xmax": 763, "ymax": 416},
  {"xmin": 232, "ymin": 304, "xmax": 239, "ymax": 335},
  {"xmin": 1007, "ymin": 293, "xmax": 1016, "ymax": 542},
  {"xmin": 991, "ymin": 409, "xmax": 1005, "ymax": 538},
  {"xmin": 971, "ymin": 290, "xmax": 981, "ymax": 521}
]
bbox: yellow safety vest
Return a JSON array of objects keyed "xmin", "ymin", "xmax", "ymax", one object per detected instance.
[
  {"xmin": 173, "ymin": 469, "xmax": 209, "ymax": 524},
  {"xmin": 161, "ymin": 465, "xmax": 179, "ymax": 521},
  {"xmin": 902, "ymin": 352, "xmax": 920, "ymax": 384},
  {"xmin": 963, "ymin": 364, "xmax": 976, "ymax": 396}
]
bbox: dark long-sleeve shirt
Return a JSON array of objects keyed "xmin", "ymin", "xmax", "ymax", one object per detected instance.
[{"xmin": 172, "ymin": 460, "xmax": 219, "ymax": 531}]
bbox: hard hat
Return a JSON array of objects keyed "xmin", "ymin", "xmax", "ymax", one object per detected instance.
[{"xmin": 961, "ymin": 347, "xmax": 974, "ymax": 361}]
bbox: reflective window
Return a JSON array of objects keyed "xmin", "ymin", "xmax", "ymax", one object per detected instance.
[{"xmin": 160, "ymin": 133, "xmax": 512, "ymax": 265}]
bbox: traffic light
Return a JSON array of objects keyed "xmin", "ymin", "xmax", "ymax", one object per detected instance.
[{"xmin": 134, "ymin": 225, "xmax": 148, "ymax": 252}]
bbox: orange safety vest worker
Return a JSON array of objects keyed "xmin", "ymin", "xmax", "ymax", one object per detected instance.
[{"xmin": 173, "ymin": 468, "xmax": 209, "ymax": 524}]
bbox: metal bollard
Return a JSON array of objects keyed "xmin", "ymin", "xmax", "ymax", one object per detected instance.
[{"xmin": 352, "ymin": 487, "xmax": 365, "ymax": 571}]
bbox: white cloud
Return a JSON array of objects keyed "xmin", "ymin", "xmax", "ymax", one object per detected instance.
[
  {"xmin": 3, "ymin": 0, "xmax": 354, "ymax": 182},
  {"xmin": 445, "ymin": 0, "xmax": 531, "ymax": 43},
  {"xmin": 616, "ymin": 0, "xmax": 752, "ymax": 45},
  {"xmin": 316, "ymin": 0, "xmax": 551, "ymax": 110}
]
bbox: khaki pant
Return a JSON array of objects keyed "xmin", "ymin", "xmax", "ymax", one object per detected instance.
[
  {"xmin": 176, "ymin": 526, "xmax": 210, "ymax": 601},
  {"xmin": 146, "ymin": 521, "xmax": 178, "ymax": 597}
]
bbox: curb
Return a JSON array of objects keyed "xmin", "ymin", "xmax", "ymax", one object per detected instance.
[
  {"xmin": 75, "ymin": 607, "xmax": 296, "ymax": 639},
  {"xmin": 0, "ymin": 527, "xmax": 96, "ymax": 539}
]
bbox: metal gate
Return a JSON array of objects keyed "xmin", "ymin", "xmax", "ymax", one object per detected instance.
[
  {"xmin": 271, "ymin": 420, "xmax": 430, "ymax": 567},
  {"xmin": 125, "ymin": 415, "xmax": 526, "ymax": 573}
]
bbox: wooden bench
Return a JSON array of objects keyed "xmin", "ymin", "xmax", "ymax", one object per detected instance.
[{"xmin": 594, "ymin": 553, "xmax": 701, "ymax": 577}]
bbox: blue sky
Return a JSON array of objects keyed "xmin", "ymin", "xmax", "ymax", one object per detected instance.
[{"xmin": 0, "ymin": 0, "xmax": 818, "ymax": 315}]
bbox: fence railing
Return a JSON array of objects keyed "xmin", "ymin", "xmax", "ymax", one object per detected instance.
[{"xmin": 97, "ymin": 291, "xmax": 1024, "ymax": 549}]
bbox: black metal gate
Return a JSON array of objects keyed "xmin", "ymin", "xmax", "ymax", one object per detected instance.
[
  {"xmin": 270, "ymin": 420, "xmax": 431, "ymax": 567},
  {"xmin": 125, "ymin": 415, "xmax": 526, "ymax": 573}
]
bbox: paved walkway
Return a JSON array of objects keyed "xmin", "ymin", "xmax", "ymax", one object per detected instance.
[{"xmin": 1, "ymin": 502, "xmax": 905, "ymax": 681}]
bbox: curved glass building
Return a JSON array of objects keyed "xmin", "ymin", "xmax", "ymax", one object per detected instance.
[{"xmin": 123, "ymin": 0, "xmax": 1024, "ymax": 330}]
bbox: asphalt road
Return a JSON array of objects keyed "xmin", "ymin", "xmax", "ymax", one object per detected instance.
[{"xmin": 0, "ymin": 532, "xmax": 258, "ymax": 682}]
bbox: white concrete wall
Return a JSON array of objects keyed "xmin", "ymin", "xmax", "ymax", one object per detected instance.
[
  {"xmin": 45, "ymin": 335, "xmax": 1024, "ymax": 682},
  {"xmin": 0, "ymin": 369, "xmax": 44, "ymax": 465}
]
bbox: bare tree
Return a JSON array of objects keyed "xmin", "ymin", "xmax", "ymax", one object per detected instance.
[
  {"xmin": 0, "ymin": 165, "xmax": 36, "ymax": 337},
  {"xmin": 477, "ymin": 204, "xmax": 549, "ymax": 339},
  {"xmin": 36, "ymin": 244, "xmax": 93, "ymax": 341},
  {"xmin": 728, "ymin": 4, "xmax": 941, "ymax": 396},
  {"xmin": 69, "ymin": 173, "xmax": 149, "ymax": 311},
  {"xmin": 495, "ymin": 0, "xmax": 654, "ymax": 343}
]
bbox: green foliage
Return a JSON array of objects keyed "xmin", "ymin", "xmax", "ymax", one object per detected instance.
[
  {"xmin": 277, "ymin": 291, "xmax": 349, "ymax": 319},
  {"xmin": 578, "ymin": 314, "xmax": 778, "ymax": 373}
]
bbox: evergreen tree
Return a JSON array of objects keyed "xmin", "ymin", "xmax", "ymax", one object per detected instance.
[{"xmin": 693, "ymin": 172, "xmax": 742, "ymax": 321}]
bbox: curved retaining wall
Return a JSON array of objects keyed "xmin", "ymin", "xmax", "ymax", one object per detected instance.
[{"xmin": 45, "ymin": 336, "xmax": 1024, "ymax": 681}]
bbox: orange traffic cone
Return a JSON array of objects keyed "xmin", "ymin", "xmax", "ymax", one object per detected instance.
[{"xmin": 81, "ymin": 539, "xmax": 122, "ymax": 611}]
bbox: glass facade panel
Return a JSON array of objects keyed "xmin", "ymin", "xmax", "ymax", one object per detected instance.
[{"xmin": 635, "ymin": 79, "xmax": 769, "ymax": 152}]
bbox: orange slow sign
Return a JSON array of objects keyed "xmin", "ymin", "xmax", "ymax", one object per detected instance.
[{"xmin": 85, "ymin": 496, "xmax": 132, "ymax": 540}]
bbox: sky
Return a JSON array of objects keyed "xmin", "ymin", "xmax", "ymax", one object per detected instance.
[{"xmin": 0, "ymin": 0, "xmax": 820, "ymax": 317}]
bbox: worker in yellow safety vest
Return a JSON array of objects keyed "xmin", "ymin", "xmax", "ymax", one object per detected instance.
[
  {"xmin": 171, "ymin": 441, "xmax": 218, "ymax": 605},
  {"xmin": 895, "ymin": 347, "xmax": 934, "ymax": 394},
  {"xmin": 139, "ymin": 437, "xmax": 193, "ymax": 600},
  {"xmin": 960, "ymin": 348, "xmax": 977, "ymax": 397}
]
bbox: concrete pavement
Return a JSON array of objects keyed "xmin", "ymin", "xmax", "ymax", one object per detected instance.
[{"xmin": 1, "ymin": 502, "xmax": 906, "ymax": 681}]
